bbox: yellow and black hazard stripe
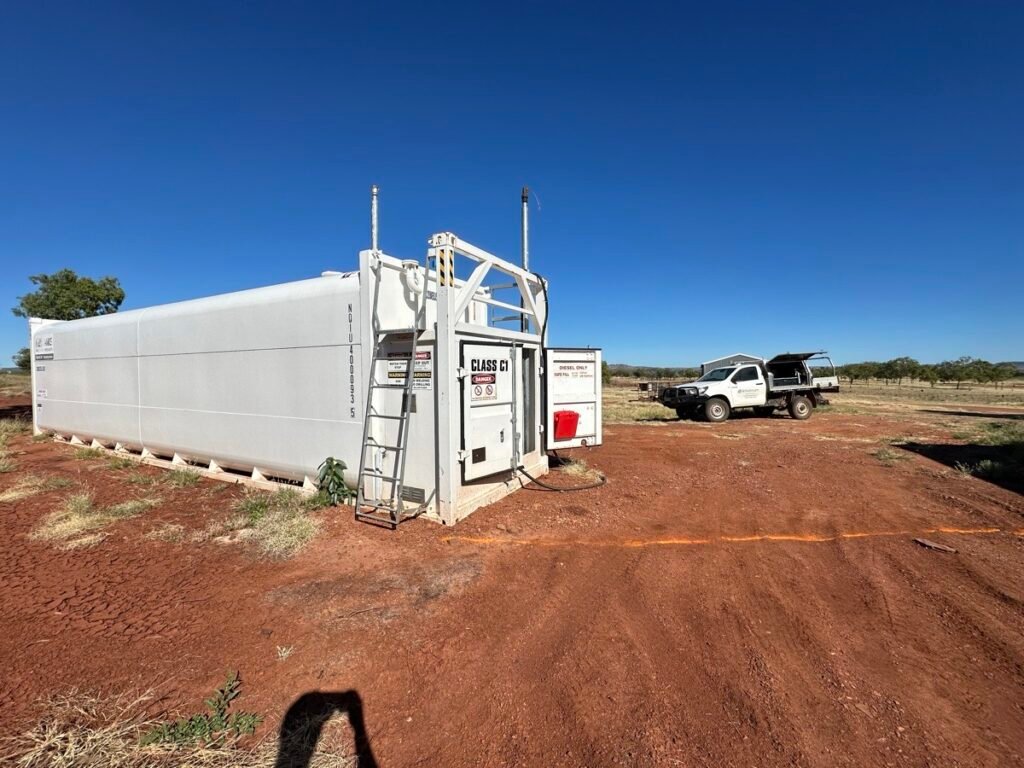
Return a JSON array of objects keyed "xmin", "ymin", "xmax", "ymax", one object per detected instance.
[{"xmin": 436, "ymin": 247, "xmax": 454, "ymax": 287}]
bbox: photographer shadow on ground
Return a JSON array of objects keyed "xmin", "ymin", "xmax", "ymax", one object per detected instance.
[{"xmin": 274, "ymin": 690, "xmax": 378, "ymax": 768}]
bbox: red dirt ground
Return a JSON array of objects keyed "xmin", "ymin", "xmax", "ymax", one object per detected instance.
[{"xmin": 1, "ymin": 395, "xmax": 1023, "ymax": 767}]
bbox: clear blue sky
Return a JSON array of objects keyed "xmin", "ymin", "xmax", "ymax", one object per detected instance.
[{"xmin": 2, "ymin": 1, "xmax": 1021, "ymax": 366}]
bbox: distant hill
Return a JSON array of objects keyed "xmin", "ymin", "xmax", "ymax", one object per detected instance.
[{"xmin": 1000, "ymin": 361, "xmax": 1024, "ymax": 373}]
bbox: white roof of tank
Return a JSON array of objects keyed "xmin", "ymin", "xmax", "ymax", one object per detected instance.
[{"xmin": 34, "ymin": 272, "xmax": 359, "ymax": 331}]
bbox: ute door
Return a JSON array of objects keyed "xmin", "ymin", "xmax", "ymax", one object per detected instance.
[
  {"xmin": 730, "ymin": 365, "xmax": 765, "ymax": 405},
  {"xmin": 461, "ymin": 342, "xmax": 516, "ymax": 481}
]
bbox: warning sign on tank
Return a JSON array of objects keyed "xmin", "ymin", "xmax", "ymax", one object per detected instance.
[
  {"xmin": 470, "ymin": 373, "xmax": 497, "ymax": 401},
  {"xmin": 386, "ymin": 350, "xmax": 433, "ymax": 390}
]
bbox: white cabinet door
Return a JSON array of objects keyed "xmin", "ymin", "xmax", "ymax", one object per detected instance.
[
  {"xmin": 544, "ymin": 348, "xmax": 602, "ymax": 450},
  {"xmin": 461, "ymin": 343, "xmax": 516, "ymax": 481}
]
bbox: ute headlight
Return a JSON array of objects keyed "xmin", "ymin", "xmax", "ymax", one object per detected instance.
[{"xmin": 697, "ymin": 386, "xmax": 708, "ymax": 395}]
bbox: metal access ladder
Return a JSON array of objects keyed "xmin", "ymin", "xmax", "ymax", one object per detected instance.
[{"xmin": 354, "ymin": 256, "xmax": 428, "ymax": 528}]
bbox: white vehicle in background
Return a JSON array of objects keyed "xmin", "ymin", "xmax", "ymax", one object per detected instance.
[{"xmin": 659, "ymin": 352, "xmax": 839, "ymax": 422}]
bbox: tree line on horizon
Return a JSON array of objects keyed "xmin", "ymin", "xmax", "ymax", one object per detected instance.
[
  {"xmin": 605, "ymin": 358, "xmax": 1021, "ymax": 388},
  {"xmin": 832, "ymin": 357, "xmax": 1019, "ymax": 388}
]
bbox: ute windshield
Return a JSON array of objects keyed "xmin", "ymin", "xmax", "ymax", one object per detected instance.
[{"xmin": 698, "ymin": 366, "xmax": 736, "ymax": 382}]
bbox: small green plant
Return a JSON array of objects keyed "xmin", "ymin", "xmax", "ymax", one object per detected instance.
[
  {"xmin": 236, "ymin": 489, "xmax": 271, "ymax": 524},
  {"xmin": 978, "ymin": 420, "xmax": 1024, "ymax": 446},
  {"xmin": 108, "ymin": 455, "xmax": 137, "ymax": 470},
  {"xmin": 73, "ymin": 446, "xmax": 105, "ymax": 460},
  {"xmin": 139, "ymin": 670, "xmax": 261, "ymax": 747},
  {"xmin": 165, "ymin": 468, "xmax": 201, "ymax": 488},
  {"xmin": 316, "ymin": 457, "xmax": 352, "ymax": 505},
  {"xmin": 872, "ymin": 447, "xmax": 908, "ymax": 467}
]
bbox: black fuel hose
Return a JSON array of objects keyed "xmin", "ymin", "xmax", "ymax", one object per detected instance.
[{"xmin": 517, "ymin": 462, "xmax": 607, "ymax": 492}]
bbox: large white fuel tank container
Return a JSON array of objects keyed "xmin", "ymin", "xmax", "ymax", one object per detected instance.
[{"xmin": 29, "ymin": 222, "xmax": 602, "ymax": 525}]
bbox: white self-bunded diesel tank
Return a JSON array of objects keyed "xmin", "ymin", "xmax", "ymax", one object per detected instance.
[{"xmin": 29, "ymin": 191, "xmax": 602, "ymax": 525}]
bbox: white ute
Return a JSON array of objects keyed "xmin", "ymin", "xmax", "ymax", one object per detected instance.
[{"xmin": 659, "ymin": 352, "xmax": 840, "ymax": 422}]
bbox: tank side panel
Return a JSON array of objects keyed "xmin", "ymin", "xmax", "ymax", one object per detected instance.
[
  {"xmin": 138, "ymin": 277, "xmax": 355, "ymax": 354},
  {"xmin": 137, "ymin": 277, "xmax": 363, "ymax": 479},
  {"xmin": 139, "ymin": 346, "xmax": 361, "ymax": 477},
  {"xmin": 35, "ymin": 314, "xmax": 140, "ymax": 443},
  {"xmin": 34, "ymin": 275, "xmax": 366, "ymax": 482}
]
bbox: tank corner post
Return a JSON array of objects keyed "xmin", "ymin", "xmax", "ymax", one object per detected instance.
[{"xmin": 28, "ymin": 317, "xmax": 40, "ymax": 435}]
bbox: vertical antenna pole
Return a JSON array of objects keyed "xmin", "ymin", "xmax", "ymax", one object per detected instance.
[
  {"xmin": 370, "ymin": 184, "xmax": 379, "ymax": 252},
  {"xmin": 520, "ymin": 186, "xmax": 529, "ymax": 333}
]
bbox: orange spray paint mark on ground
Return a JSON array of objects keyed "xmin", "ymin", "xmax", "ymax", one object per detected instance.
[{"xmin": 443, "ymin": 526, "xmax": 1011, "ymax": 549}]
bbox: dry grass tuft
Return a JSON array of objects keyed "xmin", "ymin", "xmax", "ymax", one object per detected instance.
[
  {"xmin": 73, "ymin": 446, "xmax": 105, "ymax": 460},
  {"xmin": 60, "ymin": 532, "xmax": 108, "ymax": 550},
  {"xmin": 145, "ymin": 522, "xmax": 186, "ymax": 543},
  {"xmin": 126, "ymin": 470, "xmax": 157, "ymax": 486},
  {"xmin": 0, "ymin": 417, "xmax": 32, "ymax": 473},
  {"xmin": 0, "ymin": 475, "xmax": 73, "ymax": 504},
  {"xmin": 0, "ymin": 416, "xmax": 31, "ymax": 444},
  {"xmin": 1, "ymin": 690, "xmax": 156, "ymax": 768},
  {"xmin": 30, "ymin": 493, "xmax": 160, "ymax": 545},
  {"xmin": 559, "ymin": 457, "xmax": 604, "ymax": 483},
  {"xmin": 871, "ymin": 447, "xmax": 909, "ymax": 467},
  {"xmin": 164, "ymin": 468, "xmax": 202, "ymax": 488},
  {"xmin": 198, "ymin": 489, "xmax": 322, "ymax": 559},
  {"xmin": 0, "ymin": 690, "xmax": 353, "ymax": 767},
  {"xmin": 0, "ymin": 371, "xmax": 32, "ymax": 397},
  {"xmin": 108, "ymin": 456, "xmax": 138, "ymax": 470}
]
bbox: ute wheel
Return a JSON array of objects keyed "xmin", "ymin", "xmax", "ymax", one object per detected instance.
[
  {"xmin": 754, "ymin": 406, "xmax": 775, "ymax": 418},
  {"xmin": 788, "ymin": 395, "xmax": 812, "ymax": 420},
  {"xmin": 704, "ymin": 398, "xmax": 731, "ymax": 423}
]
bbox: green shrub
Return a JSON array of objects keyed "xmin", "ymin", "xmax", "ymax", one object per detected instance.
[
  {"xmin": 140, "ymin": 671, "xmax": 261, "ymax": 747},
  {"xmin": 316, "ymin": 457, "xmax": 352, "ymax": 505}
]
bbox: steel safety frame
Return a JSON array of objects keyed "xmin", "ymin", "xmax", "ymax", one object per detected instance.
[{"xmin": 427, "ymin": 231, "xmax": 548, "ymax": 525}]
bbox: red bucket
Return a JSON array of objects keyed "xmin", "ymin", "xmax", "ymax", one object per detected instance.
[{"xmin": 553, "ymin": 410, "xmax": 580, "ymax": 441}]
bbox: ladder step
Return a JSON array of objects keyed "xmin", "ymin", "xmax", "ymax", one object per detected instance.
[
  {"xmin": 375, "ymin": 328, "xmax": 417, "ymax": 336},
  {"xmin": 355, "ymin": 510, "xmax": 400, "ymax": 528},
  {"xmin": 369, "ymin": 383, "xmax": 409, "ymax": 390},
  {"xmin": 364, "ymin": 444, "xmax": 403, "ymax": 452},
  {"xmin": 360, "ymin": 500, "xmax": 397, "ymax": 510},
  {"xmin": 367, "ymin": 413, "xmax": 407, "ymax": 420},
  {"xmin": 361, "ymin": 470, "xmax": 400, "ymax": 481}
]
